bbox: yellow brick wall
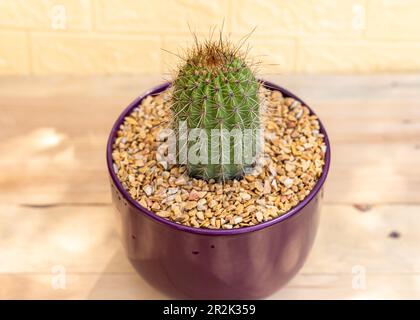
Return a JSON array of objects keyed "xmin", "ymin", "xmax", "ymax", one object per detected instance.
[{"xmin": 1, "ymin": 0, "xmax": 420, "ymax": 75}]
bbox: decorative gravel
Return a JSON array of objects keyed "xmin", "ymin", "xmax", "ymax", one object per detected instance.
[{"xmin": 112, "ymin": 87, "xmax": 326, "ymax": 229}]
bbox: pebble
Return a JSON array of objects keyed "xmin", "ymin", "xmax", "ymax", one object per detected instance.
[
  {"xmin": 139, "ymin": 197, "xmax": 148, "ymax": 208},
  {"xmin": 263, "ymin": 180, "xmax": 271, "ymax": 194},
  {"xmin": 143, "ymin": 185, "xmax": 153, "ymax": 196},
  {"xmin": 167, "ymin": 187, "xmax": 179, "ymax": 195},
  {"xmin": 233, "ymin": 216, "xmax": 243, "ymax": 224},
  {"xmin": 175, "ymin": 176, "xmax": 187, "ymax": 186},
  {"xmin": 196, "ymin": 211, "xmax": 205, "ymax": 221},
  {"xmin": 188, "ymin": 190, "xmax": 201, "ymax": 201},
  {"xmin": 197, "ymin": 198, "xmax": 207, "ymax": 211},
  {"xmin": 185, "ymin": 201, "xmax": 197, "ymax": 210},
  {"xmin": 157, "ymin": 211, "xmax": 170, "ymax": 218},
  {"xmin": 208, "ymin": 199, "xmax": 218, "ymax": 209},
  {"xmin": 171, "ymin": 205, "xmax": 182, "ymax": 217},
  {"xmin": 239, "ymin": 192, "xmax": 251, "ymax": 201},
  {"xmin": 283, "ymin": 178, "xmax": 294, "ymax": 188}
]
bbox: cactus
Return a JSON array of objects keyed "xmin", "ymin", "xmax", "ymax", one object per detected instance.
[{"xmin": 171, "ymin": 39, "xmax": 261, "ymax": 181}]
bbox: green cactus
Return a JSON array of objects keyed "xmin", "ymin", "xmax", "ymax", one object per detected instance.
[{"xmin": 171, "ymin": 40, "xmax": 261, "ymax": 181}]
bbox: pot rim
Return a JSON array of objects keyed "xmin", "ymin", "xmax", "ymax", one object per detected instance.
[{"xmin": 106, "ymin": 80, "xmax": 331, "ymax": 236}]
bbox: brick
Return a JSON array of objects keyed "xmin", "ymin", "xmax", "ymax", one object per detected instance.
[
  {"xmin": 297, "ymin": 40, "xmax": 367, "ymax": 73},
  {"xmin": 94, "ymin": 0, "xmax": 228, "ymax": 33},
  {"xmin": 297, "ymin": 40, "xmax": 420, "ymax": 73},
  {"xmin": 31, "ymin": 33, "xmax": 161, "ymax": 74},
  {"xmin": 365, "ymin": 42, "xmax": 420, "ymax": 72},
  {"xmin": 232, "ymin": 0, "xmax": 365, "ymax": 37},
  {"xmin": 233, "ymin": 36, "xmax": 296, "ymax": 74},
  {"xmin": 367, "ymin": 0, "xmax": 420, "ymax": 40},
  {"xmin": 0, "ymin": 31, "xmax": 30, "ymax": 74},
  {"xmin": 0, "ymin": 0, "xmax": 91, "ymax": 31}
]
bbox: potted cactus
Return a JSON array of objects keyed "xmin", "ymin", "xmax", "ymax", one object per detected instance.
[{"xmin": 107, "ymin": 35, "xmax": 330, "ymax": 299}]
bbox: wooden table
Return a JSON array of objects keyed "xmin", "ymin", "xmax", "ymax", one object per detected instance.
[{"xmin": 1, "ymin": 75, "xmax": 419, "ymax": 299}]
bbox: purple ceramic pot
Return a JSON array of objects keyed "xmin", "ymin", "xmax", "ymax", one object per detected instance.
[{"xmin": 106, "ymin": 81, "xmax": 330, "ymax": 299}]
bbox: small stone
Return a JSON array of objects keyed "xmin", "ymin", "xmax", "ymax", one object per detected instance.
[
  {"xmin": 256, "ymin": 211, "xmax": 263, "ymax": 222},
  {"xmin": 125, "ymin": 117, "xmax": 138, "ymax": 125},
  {"xmin": 263, "ymin": 180, "xmax": 271, "ymax": 194},
  {"xmin": 197, "ymin": 198, "xmax": 207, "ymax": 211},
  {"xmin": 185, "ymin": 201, "xmax": 197, "ymax": 210},
  {"xmin": 135, "ymin": 159, "xmax": 145, "ymax": 167},
  {"xmin": 239, "ymin": 192, "xmax": 251, "ymax": 201},
  {"xmin": 303, "ymin": 142, "xmax": 313, "ymax": 149},
  {"xmin": 139, "ymin": 197, "xmax": 148, "ymax": 208},
  {"xmin": 271, "ymin": 90, "xmax": 283, "ymax": 101},
  {"xmin": 175, "ymin": 194, "xmax": 182, "ymax": 203},
  {"xmin": 143, "ymin": 185, "xmax": 153, "ymax": 196},
  {"xmin": 157, "ymin": 211, "xmax": 170, "ymax": 218},
  {"xmin": 233, "ymin": 216, "xmax": 243, "ymax": 224},
  {"xmin": 197, "ymin": 191, "xmax": 207, "ymax": 198},
  {"xmin": 188, "ymin": 190, "xmax": 200, "ymax": 201},
  {"xmin": 205, "ymin": 210, "xmax": 213, "ymax": 218},
  {"xmin": 208, "ymin": 199, "xmax": 218, "ymax": 209},
  {"xmin": 285, "ymin": 162, "xmax": 295, "ymax": 172},
  {"xmin": 167, "ymin": 187, "xmax": 179, "ymax": 195},
  {"xmin": 302, "ymin": 160, "xmax": 311, "ymax": 172},
  {"xmin": 171, "ymin": 205, "xmax": 182, "ymax": 217},
  {"xmin": 196, "ymin": 211, "xmax": 205, "ymax": 221},
  {"xmin": 163, "ymin": 194, "xmax": 176, "ymax": 204},
  {"xmin": 190, "ymin": 217, "xmax": 199, "ymax": 228},
  {"xmin": 158, "ymin": 161, "xmax": 168, "ymax": 170},
  {"xmin": 175, "ymin": 176, "xmax": 187, "ymax": 186},
  {"xmin": 283, "ymin": 178, "xmax": 294, "ymax": 188},
  {"xmin": 256, "ymin": 198, "xmax": 266, "ymax": 205},
  {"xmin": 151, "ymin": 202, "xmax": 161, "ymax": 210},
  {"xmin": 210, "ymin": 217, "xmax": 216, "ymax": 227},
  {"xmin": 271, "ymin": 179, "xmax": 278, "ymax": 191},
  {"xmin": 254, "ymin": 181, "xmax": 264, "ymax": 192},
  {"xmin": 245, "ymin": 175, "xmax": 255, "ymax": 182}
]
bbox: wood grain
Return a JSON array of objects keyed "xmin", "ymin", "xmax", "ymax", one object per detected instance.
[
  {"xmin": 0, "ymin": 204, "xmax": 418, "ymax": 299},
  {"xmin": 0, "ymin": 75, "xmax": 419, "ymax": 299}
]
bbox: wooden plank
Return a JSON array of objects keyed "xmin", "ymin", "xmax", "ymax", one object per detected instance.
[
  {"xmin": 272, "ymin": 274, "xmax": 420, "ymax": 299},
  {"xmin": 0, "ymin": 274, "xmax": 167, "ymax": 300},
  {"xmin": 1, "ymin": 204, "xmax": 419, "ymax": 299},
  {"xmin": 2, "ymin": 273, "xmax": 418, "ymax": 299}
]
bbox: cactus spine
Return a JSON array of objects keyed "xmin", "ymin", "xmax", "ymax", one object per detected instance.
[{"xmin": 171, "ymin": 40, "xmax": 261, "ymax": 181}]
